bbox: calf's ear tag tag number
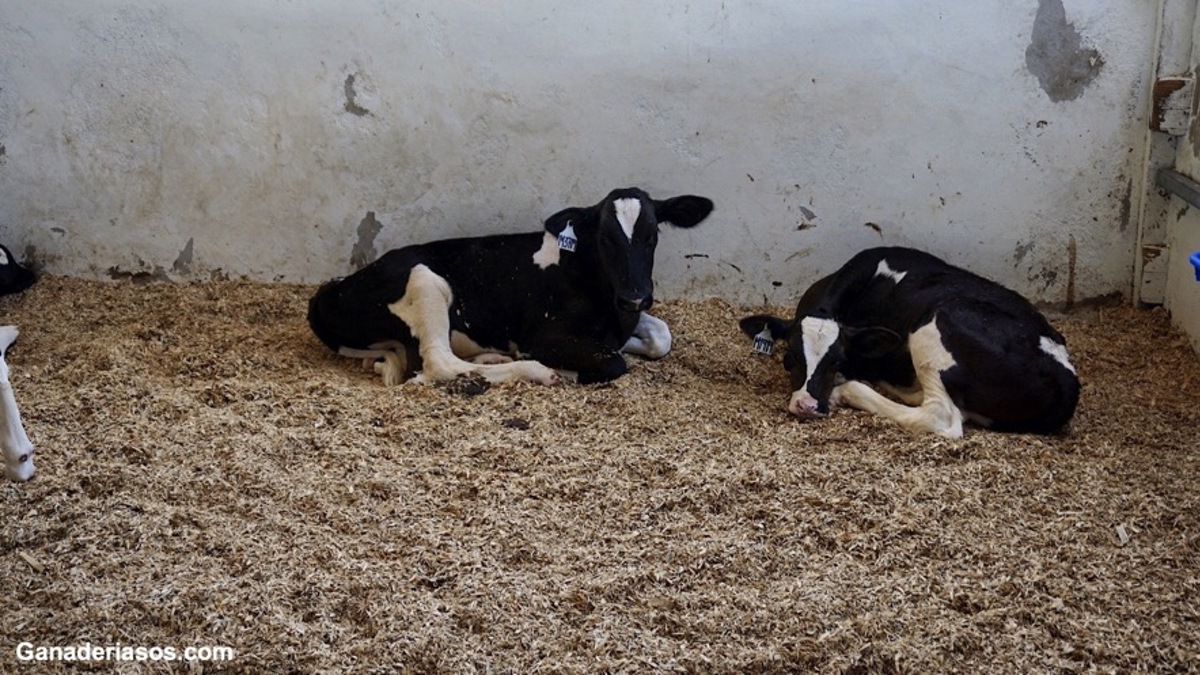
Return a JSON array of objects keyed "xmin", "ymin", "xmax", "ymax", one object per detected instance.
[
  {"xmin": 753, "ymin": 329, "xmax": 774, "ymax": 355},
  {"xmin": 557, "ymin": 222, "xmax": 577, "ymax": 253}
]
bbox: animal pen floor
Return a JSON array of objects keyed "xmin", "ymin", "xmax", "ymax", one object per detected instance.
[{"xmin": 1, "ymin": 277, "xmax": 1198, "ymax": 674}]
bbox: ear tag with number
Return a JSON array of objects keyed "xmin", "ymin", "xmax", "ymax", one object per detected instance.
[
  {"xmin": 753, "ymin": 328, "xmax": 774, "ymax": 355},
  {"xmin": 557, "ymin": 222, "xmax": 577, "ymax": 252}
]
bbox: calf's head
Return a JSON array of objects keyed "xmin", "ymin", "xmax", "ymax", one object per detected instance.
[
  {"xmin": 740, "ymin": 313, "xmax": 901, "ymax": 419},
  {"xmin": 0, "ymin": 327, "xmax": 34, "ymax": 481},
  {"xmin": 540, "ymin": 188, "xmax": 713, "ymax": 315}
]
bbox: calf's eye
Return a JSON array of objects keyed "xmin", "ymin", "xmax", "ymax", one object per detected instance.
[{"xmin": 18, "ymin": 453, "xmax": 29, "ymax": 463}]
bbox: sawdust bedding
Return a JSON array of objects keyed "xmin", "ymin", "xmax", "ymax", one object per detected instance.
[{"xmin": 0, "ymin": 276, "xmax": 1197, "ymax": 673}]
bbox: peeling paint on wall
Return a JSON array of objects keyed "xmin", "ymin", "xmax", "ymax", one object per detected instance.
[
  {"xmin": 108, "ymin": 262, "xmax": 170, "ymax": 284},
  {"xmin": 172, "ymin": 237, "xmax": 194, "ymax": 273},
  {"xmin": 350, "ymin": 211, "xmax": 382, "ymax": 271},
  {"xmin": 1191, "ymin": 77, "xmax": 1200, "ymax": 159},
  {"xmin": 1118, "ymin": 178, "xmax": 1132, "ymax": 233},
  {"xmin": 1026, "ymin": 0, "xmax": 1104, "ymax": 102},
  {"xmin": 1013, "ymin": 240, "xmax": 1035, "ymax": 264},
  {"xmin": 343, "ymin": 74, "xmax": 370, "ymax": 117}
]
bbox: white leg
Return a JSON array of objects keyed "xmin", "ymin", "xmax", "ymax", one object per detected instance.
[
  {"xmin": 340, "ymin": 343, "xmax": 408, "ymax": 385},
  {"xmin": 832, "ymin": 321, "xmax": 964, "ymax": 438},
  {"xmin": 874, "ymin": 380, "xmax": 924, "ymax": 406},
  {"xmin": 448, "ymin": 330, "xmax": 515, "ymax": 364},
  {"xmin": 388, "ymin": 265, "xmax": 559, "ymax": 386},
  {"xmin": 371, "ymin": 351, "xmax": 407, "ymax": 386},
  {"xmin": 621, "ymin": 312, "xmax": 673, "ymax": 359}
]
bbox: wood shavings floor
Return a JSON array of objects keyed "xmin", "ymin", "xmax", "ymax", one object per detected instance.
[{"xmin": 1, "ymin": 277, "xmax": 1198, "ymax": 673}]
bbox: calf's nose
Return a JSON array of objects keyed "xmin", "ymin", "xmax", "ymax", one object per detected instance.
[
  {"xmin": 4, "ymin": 454, "xmax": 34, "ymax": 482},
  {"xmin": 787, "ymin": 392, "xmax": 828, "ymax": 419}
]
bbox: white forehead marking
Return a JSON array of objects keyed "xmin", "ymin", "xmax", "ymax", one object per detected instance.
[
  {"xmin": 1039, "ymin": 336, "xmax": 1076, "ymax": 374},
  {"xmin": 874, "ymin": 259, "xmax": 907, "ymax": 284},
  {"xmin": 614, "ymin": 198, "xmax": 641, "ymax": 241},
  {"xmin": 799, "ymin": 316, "xmax": 840, "ymax": 388},
  {"xmin": 532, "ymin": 232, "xmax": 560, "ymax": 269}
]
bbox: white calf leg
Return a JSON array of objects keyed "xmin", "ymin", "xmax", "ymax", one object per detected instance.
[
  {"xmin": 832, "ymin": 321, "xmax": 964, "ymax": 438},
  {"xmin": 371, "ymin": 351, "xmax": 407, "ymax": 386},
  {"xmin": 621, "ymin": 312, "xmax": 673, "ymax": 359},
  {"xmin": 874, "ymin": 380, "xmax": 924, "ymax": 406},
  {"xmin": 388, "ymin": 265, "xmax": 559, "ymax": 386},
  {"xmin": 339, "ymin": 343, "xmax": 408, "ymax": 386},
  {"xmin": 449, "ymin": 331, "xmax": 514, "ymax": 364}
]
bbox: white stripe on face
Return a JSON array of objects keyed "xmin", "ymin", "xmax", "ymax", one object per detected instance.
[
  {"xmin": 1039, "ymin": 336, "xmax": 1076, "ymax": 374},
  {"xmin": 799, "ymin": 316, "xmax": 840, "ymax": 391},
  {"xmin": 614, "ymin": 198, "xmax": 641, "ymax": 241},
  {"xmin": 874, "ymin": 259, "xmax": 908, "ymax": 284}
]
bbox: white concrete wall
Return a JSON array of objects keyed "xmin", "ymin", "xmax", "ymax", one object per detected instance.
[
  {"xmin": 1165, "ymin": 206, "xmax": 1200, "ymax": 352},
  {"xmin": 0, "ymin": 1, "xmax": 1158, "ymax": 306},
  {"xmin": 1163, "ymin": 0, "xmax": 1200, "ymax": 351}
]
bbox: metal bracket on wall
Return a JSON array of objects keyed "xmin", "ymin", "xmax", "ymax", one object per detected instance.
[{"xmin": 1157, "ymin": 168, "xmax": 1200, "ymax": 209}]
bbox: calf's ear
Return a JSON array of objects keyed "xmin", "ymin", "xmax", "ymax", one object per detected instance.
[
  {"xmin": 843, "ymin": 325, "xmax": 903, "ymax": 358},
  {"xmin": 543, "ymin": 207, "xmax": 589, "ymax": 236},
  {"xmin": 654, "ymin": 196, "xmax": 714, "ymax": 229},
  {"xmin": 739, "ymin": 314, "xmax": 790, "ymax": 340}
]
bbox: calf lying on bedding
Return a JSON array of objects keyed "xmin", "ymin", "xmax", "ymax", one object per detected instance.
[
  {"xmin": 309, "ymin": 188, "xmax": 714, "ymax": 385},
  {"xmin": 740, "ymin": 246, "xmax": 1080, "ymax": 437},
  {"xmin": 0, "ymin": 326, "xmax": 34, "ymax": 481}
]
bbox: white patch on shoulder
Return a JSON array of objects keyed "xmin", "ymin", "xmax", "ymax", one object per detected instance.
[
  {"xmin": 799, "ymin": 316, "xmax": 840, "ymax": 388},
  {"xmin": 874, "ymin": 259, "xmax": 908, "ymax": 284},
  {"xmin": 614, "ymin": 198, "xmax": 641, "ymax": 241},
  {"xmin": 532, "ymin": 232, "xmax": 560, "ymax": 269},
  {"xmin": 1039, "ymin": 336, "xmax": 1076, "ymax": 374}
]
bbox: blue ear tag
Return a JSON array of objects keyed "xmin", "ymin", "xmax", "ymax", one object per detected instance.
[
  {"xmin": 753, "ymin": 328, "xmax": 774, "ymax": 355},
  {"xmin": 557, "ymin": 222, "xmax": 577, "ymax": 253}
]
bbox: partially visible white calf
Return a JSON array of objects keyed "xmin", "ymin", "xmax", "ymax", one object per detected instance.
[{"xmin": 0, "ymin": 326, "xmax": 34, "ymax": 481}]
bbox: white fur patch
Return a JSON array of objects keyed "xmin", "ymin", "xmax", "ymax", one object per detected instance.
[
  {"xmin": 532, "ymin": 232, "xmax": 560, "ymax": 269},
  {"xmin": 1039, "ymin": 336, "xmax": 1076, "ymax": 374},
  {"xmin": 799, "ymin": 316, "xmax": 840, "ymax": 390},
  {"xmin": 0, "ymin": 249, "xmax": 9, "ymax": 266},
  {"xmin": 614, "ymin": 198, "xmax": 641, "ymax": 241},
  {"xmin": 874, "ymin": 259, "xmax": 908, "ymax": 284}
]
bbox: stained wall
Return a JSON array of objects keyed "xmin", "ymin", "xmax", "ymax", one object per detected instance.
[{"xmin": 0, "ymin": 1, "xmax": 1158, "ymax": 305}]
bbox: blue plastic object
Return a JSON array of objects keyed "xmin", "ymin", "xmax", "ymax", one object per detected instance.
[{"xmin": 1192, "ymin": 251, "xmax": 1200, "ymax": 282}]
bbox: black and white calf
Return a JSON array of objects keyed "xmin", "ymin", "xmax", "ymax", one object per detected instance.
[
  {"xmin": 740, "ymin": 247, "xmax": 1080, "ymax": 437},
  {"xmin": 309, "ymin": 188, "xmax": 714, "ymax": 385}
]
